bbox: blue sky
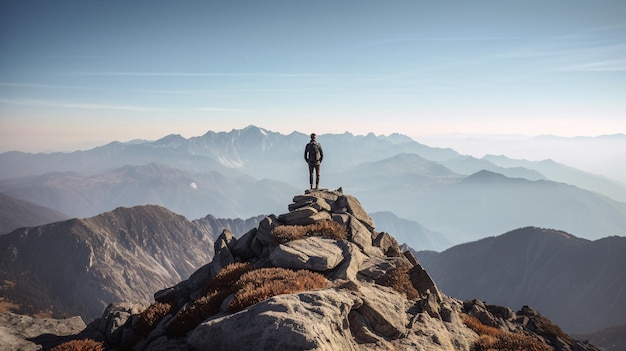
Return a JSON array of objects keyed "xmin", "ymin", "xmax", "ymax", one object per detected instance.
[{"xmin": 1, "ymin": 0, "xmax": 625, "ymax": 152}]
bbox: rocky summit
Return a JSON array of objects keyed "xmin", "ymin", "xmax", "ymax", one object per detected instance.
[{"xmin": 11, "ymin": 189, "xmax": 600, "ymax": 351}]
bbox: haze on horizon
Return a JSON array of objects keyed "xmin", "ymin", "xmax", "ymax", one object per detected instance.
[{"xmin": 1, "ymin": 1, "xmax": 625, "ymax": 159}]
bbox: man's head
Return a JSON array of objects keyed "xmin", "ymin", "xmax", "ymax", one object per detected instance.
[{"xmin": 310, "ymin": 133, "xmax": 316, "ymax": 140}]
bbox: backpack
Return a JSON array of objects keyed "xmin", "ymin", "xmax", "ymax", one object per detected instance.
[{"xmin": 307, "ymin": 141, "xmax": 321, "ymax": 163}]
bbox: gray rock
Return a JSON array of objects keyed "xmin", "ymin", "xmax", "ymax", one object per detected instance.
[
  {"xmin": 255, "ymin": 215, "xmax": 280, "ymax": 246},
  {"xmin": 187, "ymin": 289, "xmax": 360, "ymax": 351},
  {"xmin": 270, "ymin": 237, "xmax": 344, "ymax": 271},
  {"xmin": 231, "ymin": 228, "xmax": 257, "ymax": 260},
  {"xmin": 355, "ymin": 283, "xmax": 407, "ymax": 339},
  {"xmin": 332, "ymin": 240, "xmax": 365, "ymax": 282},
  {"xmin": 332, "ymin": 213, "xmax": 350, "ymax": 226},
  {"xmin": 279, "ymin": 206, "xmax": 318, "ymax": 225},
  {"xmin": 0, "ymin": 313, "xmax": 86, "ymax": 351},
  {"xmin": 343, "ymin": 195, "xmax": 375, "ymax": 231},
  {"xmin": 211, "ymin": 237, "xmax": 235, "ymax": 276},
  {"xmin": 373, "ymin": 232, "xmax": 402, "ymax": 257},
  {"xmin": 348, "ymin": 214, "xmax": 373, "ymax": 250},
  {"xmin": 358, "ymin": 256, "xmax": 412, "ymax": 281},
  {"xmin": 408, "ymin": 263, "xmax": 441, "ymax": 301}
]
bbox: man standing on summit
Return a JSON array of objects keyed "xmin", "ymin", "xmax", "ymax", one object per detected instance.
[{"xmin": 304, "ymin": 133, "xmax": 324, "ymax": 189}]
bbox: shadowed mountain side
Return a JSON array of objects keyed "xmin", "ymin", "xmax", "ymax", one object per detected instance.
[
  {"xmin": 414, "ymin": 227, "xmax": 626, "ymax": 333},
  {"xmin": 442, "ymin": 155, "xmax": 546, "ymax": 180},
  {"xmin": 0, "ymin": 205, "xmax": 221, "ymax": 321},
  {"xmin": 370, "ymin": 211, "xmax": 451, "ymax": 251},
  {"xmin": 0, "ymin": 193, "xmax": 69, "ymax": 234},
  {"xmin": 0, "ymin": 163, "xmax": 297, "ymax": 219},
  {"xmin": 351, "ymin": 170, "xmax": 626, "ymax": 245}
]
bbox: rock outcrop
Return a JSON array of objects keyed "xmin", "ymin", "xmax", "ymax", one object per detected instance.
[{"xmin": 65, "ymin": 189, "xmax": 599, "ymax": 350}]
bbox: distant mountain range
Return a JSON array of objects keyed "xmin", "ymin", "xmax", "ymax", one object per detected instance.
[
  {"xmin": 414, "ymin": 227, "xmax": 626, "ymax": 334},
  {"xmin": 0, "ymin": 205, "xmax": 258, "ymax": 322},
  {"xmin": 1, "ymin": 125, "xmax": 625, "ymax": 247}
]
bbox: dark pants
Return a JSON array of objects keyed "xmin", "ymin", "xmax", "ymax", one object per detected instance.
[{"xmin": 308, "ymin": 163, "xmax": 320, "ymax": 188}]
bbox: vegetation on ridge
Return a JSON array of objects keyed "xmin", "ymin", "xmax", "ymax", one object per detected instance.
[
  {"xmin": 50, "ymin": 339, "xmax": 104, "ymax": 351},
  {"xmin": 270, "ymin": 220, "xmax": 348, "ymax": 243},
  {"xmin": 461, "ymin": 314, "xmax": 550, "ymax": 351},
  {"xmin": 165, "ymin": 263, "xmax": 328, "ymax": 337}
]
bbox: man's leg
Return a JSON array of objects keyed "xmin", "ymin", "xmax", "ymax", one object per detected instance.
[
  {"xmin": 308, "ymin": 164, "xmax": 314, "ymax": 189},
  {"xmin": 315, "ymin": 164, "xmax": 320, "ymax": 189}
]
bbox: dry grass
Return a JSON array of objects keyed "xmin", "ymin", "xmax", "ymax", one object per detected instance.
[
  {"xmin": 203, "ymin": 262, "xmax": 254, "ymax": 294},
  {"xmin": 375, "ymin": 267, "xmax": 420, "ymax": 300},
  {"xmin": 228, "ymin": 267, "xmax": 328, "ymax": 312},
  {"xmin": 136, "ymin": 301, "xmax": 173, "ymax": 336},
  {"xmin": 462, "ymin": 314, "xmax": 551, "ymax": 351},
  {"xmin": 271, "ymin": 220, "xmax": 347, "ymax": 244},
  {"xmin": 50, "ymin": 339, "xmax": 104, "ymax": 351}
]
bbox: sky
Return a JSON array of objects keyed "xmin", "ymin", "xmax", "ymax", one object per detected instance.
[{"xmin": 1, "ymin": 0, "xmax": 625, "ymax": 153}]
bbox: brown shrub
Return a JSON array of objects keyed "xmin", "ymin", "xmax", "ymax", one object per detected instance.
[
  {"xmin": 375, "ymin": 267, "xmax": 420, "ymax": 300},
  {"xmin": 166, "ymin": 289, "xmax": 231, "ymax": 338},
  {"xmin": 228, "ymin": 267, "xmax": 328, "ymax": 312},
  {"xmin": 167, "ymin": 262, "xmax": 253, "ymax": 338},
  {"xmin": 50, "ymin": 339, "xmax": 104, "ymax": 351},
  {"xmin": 534, "ymin": 314, "xmax": 570, "ymax": 342},
  {"xmin": 136, "ymin": 301, "xmax": 173, "ymax": 336},
  {"xmin": 462, "ymin": 314, "xmax": 551, "ymax": 351},
  {"xmin": 203, "ymin": 262, "xmax": 253, "ymax": 294},
  {"xmin": 271, "ymin": 220, "xmax": 347, "ymax": 244}
]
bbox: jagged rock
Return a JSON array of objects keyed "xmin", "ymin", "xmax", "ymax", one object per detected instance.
[
  {"xmin": 332, "ymin": 240, "xmax": 365, "ymax": 282},
  {"xmin": 86, "ymin": 302, "xmax": 146, "ymax": 347},
  {"xmin": 348, "ymin": 214, "xmax": 373, "ymax": 250},
  {"xmin": 231, "ymin": 228, "xmax": 257, "ymax": 260},
  {"xmin": 279, "ymin": 206, "xmax": 318, "ymax": 225},
  {"xmin": 358, "ymin": 256, "xmax": 412, "ymax": 281},
  {"xmin": 373, "ymin": 231, "xmax": 402, "ymax": 257},
  {"xmin": 187, "ymin": 289, "xmax": 361, "ymax": 351},
  {"xmin": 270, "ymin": 237, "xmax": 344, "ymax": 271},
  {"xmin": 355, "ymin": 283, "xmax": 407, "ymax": 339},
  {"xmin": 211, "ymin": 236, "xmax": 235, "ymax": 276},
  {"xmin": 337, "ymin": 195, "xmax": 375, "ymax": 231},
  {"xmin": 408, "ymin": 263, "xmax": 441, "ymax": 300},
  {"xmin": 332, "ymin": 213, "xmax": 350, "ymax": 226},
  {"xmin": 255, "ymin": 214, "xmax": 280, "ymax": 246},
  {"xmin": 0, "ymin": 313, "xmax": 86, "ymax": 351}
]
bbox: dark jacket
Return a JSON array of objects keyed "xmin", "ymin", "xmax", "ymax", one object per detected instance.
[{"xmin": 304, "ymin": 140, "xmax": 323, "ymax": 165}]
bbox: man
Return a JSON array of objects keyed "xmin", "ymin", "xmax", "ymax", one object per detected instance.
[{"xmin": 304, "ymin": 133, "xmax": 324, "ymax": 189}]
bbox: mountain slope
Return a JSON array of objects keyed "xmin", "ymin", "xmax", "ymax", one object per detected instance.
[
  {"xmin": 353, "ymin": 169, "xmax": 626, "ymax": 245},
  {"xmin": 0, "ymin": 193, "xmax": 68, "ymax": 234},
  {"xmin": 0, "ymin": 205, "xmax": 225, "ymax": 321},
  {"xmin": 0, "ymin": 163, "xmax": 296, "ymax": 219},
  {"xmin": 483, "ymin": 154, "xmax": 626, "ymax": 203},
  {"xmin": 414, "ymin": 227, "xmax": 626, "ymax": 333}
]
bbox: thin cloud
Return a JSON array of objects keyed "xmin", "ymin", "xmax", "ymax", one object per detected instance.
[
  {"xmin": 66, "ymin": 71, "xmax": 328, "ymax": 78},
  {"xmin": 195, "ymin": 107, "xmax": 248, "ymax": 113},
  {"xmin": 0, "ymin": 98, "xmax": 167, "ymax": 112},
  {"xmin": 552, "ymin": 59, "xmax": 626, "ymax": 72}
]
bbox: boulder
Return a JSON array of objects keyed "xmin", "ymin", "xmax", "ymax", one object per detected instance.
[
  {"xmin": 270, "ymin": 237, "xmax": 344, "ymax": 271},
  {"xmin": 340, "ymin": 195, "xmax": 375, "ymax": 231},
  {"xmin": 0, "ymin": 312, "xmax": 87, "ymax": 351},
  {"xmin": 279, "ymin": 206, "xmax": 318, "ymax": 225},
  {"xmin": 211, "ymin": 237, "xmax": 235, "ymax": 276},
  {"xmin": 373, "ymin": 232, "xmax": 402, "ymax": 257},
  {"xmin": 231, "ymin": 228, "xmax": 257, "ymax": 260},
  {"xmin": 408, "ymin": 263, "xmax": 441, "ymax": 301},
  {"xmin": 332, "ymin": 240, "xmax": 365, "ymax": 282},
  {"xmin": 255, "ymin": 215, "xmax": 280, "ymax": 246},
  {"xmin": 354, "ymin": 283, "xmax": 408, "ymax": 339},
  {"xmin": 187, "ymin": 289, "xmax": 361, "ymax": 351},
  {"xmin": 348, "ymin": 215, "xmax": 372, "ymax": 251}
]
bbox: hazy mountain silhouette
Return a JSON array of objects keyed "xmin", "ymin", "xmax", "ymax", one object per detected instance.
[
  {"xmin": 0, "ymin": 163, "xmax": 296, "ymax": 219},
  {"xmin": 0, "ymin": 193, "xmax": 68, "ymax": 234},
  {"xmin": 0, "ymin": 205, "xmax": 259, "ymax": 321},
  {"xmin": 370, "ymin": 211, "xmax": 451, "ymax": 251},
  {"xmin": 414, "ymin": 227, "xmax": 626, "ymax": 333},
  {"xmin": 352, "ymin": 168, "xmax": 626, "ymax": 244},
  {"xmin": 483, "ymin": 154, "xmax": 626, "ymax": 203},
  {"xmin": 1, "ymin": 126, "xmax": 625, "ymax": 247}
]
